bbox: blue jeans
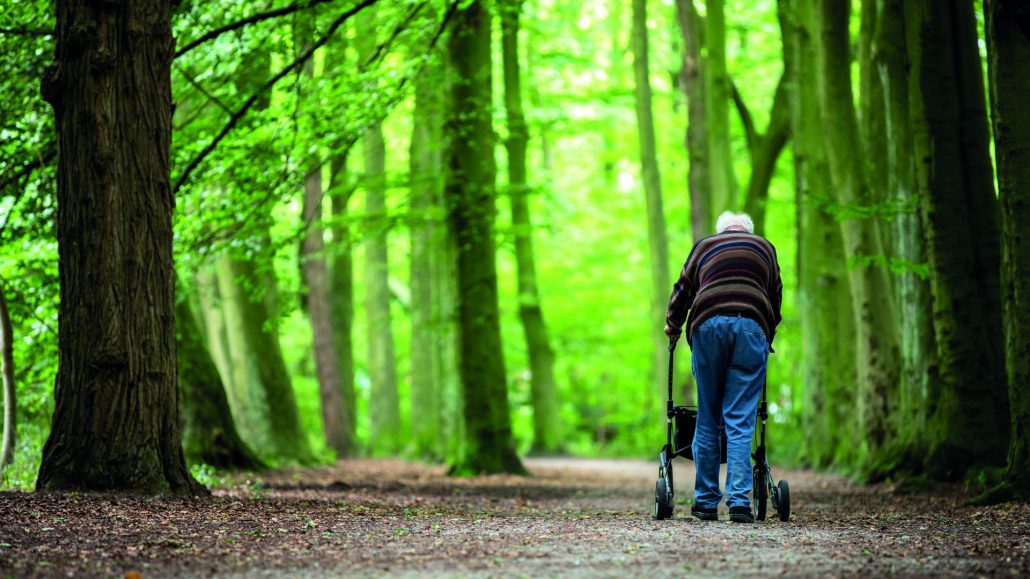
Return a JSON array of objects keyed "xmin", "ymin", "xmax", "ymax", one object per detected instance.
[{"xmin": 690, "ymin": 315, "xmax": 768, "ymax": 508}]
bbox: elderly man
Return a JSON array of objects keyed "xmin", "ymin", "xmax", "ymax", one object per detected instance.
[{"xmin": 663, "ymin": 211, "xmax": 782, "ymax": 523}]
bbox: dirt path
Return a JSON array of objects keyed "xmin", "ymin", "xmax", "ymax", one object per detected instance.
[{"xmin": 1, "ymin": 458, "xmax": 1027, "ymax": 577}]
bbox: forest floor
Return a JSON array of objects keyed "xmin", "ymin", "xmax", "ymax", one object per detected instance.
[{"xmin": 0, "ymin": 457, "xmax": 1028, "ymax": 578}]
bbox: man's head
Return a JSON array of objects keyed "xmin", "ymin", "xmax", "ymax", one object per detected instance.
[{"xmin": 715, "ymin": 211, "xmax": 755, "ymax": 234}]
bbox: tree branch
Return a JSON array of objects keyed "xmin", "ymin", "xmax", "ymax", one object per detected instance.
[
  {"xmin": 0, "ymin": 28, "xmax": 51, "ymax": 37},
  {"xmin": 173, "ymin": 0, "xmax": 381, "ymax": 194},
  {"xmin": 730, "ymin": 80, "xmax": 756, "ymax": 152},
  {"xmin": 173, "ymin": 63, "xmax": 233, "ymax": 115},
  {"xmin": 174, "ymin": 0, "xmax": 356, "ymax": 59}
]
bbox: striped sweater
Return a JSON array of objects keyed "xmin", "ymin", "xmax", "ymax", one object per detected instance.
[{"xmin": 665, "ymin": 230, "xmax": 783, "ymax": 346}]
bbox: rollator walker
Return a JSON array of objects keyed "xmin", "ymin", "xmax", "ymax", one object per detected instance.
[{"xmin": 653, "ymin": 338, "xmax": 790, "ymax": 521}]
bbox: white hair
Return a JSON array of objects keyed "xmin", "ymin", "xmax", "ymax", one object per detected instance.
[{"xmin": 715, "ymin": 211, "xmax": 755, "ymax": 234}]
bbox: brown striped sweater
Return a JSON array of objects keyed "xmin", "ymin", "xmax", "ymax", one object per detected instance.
[{"xmin": 665, "ymin": 230, "xmax": 783, "ymax": 346}]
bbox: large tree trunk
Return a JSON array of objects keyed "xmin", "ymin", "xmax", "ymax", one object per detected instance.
[
  {"xmin": 788, "ymin": 0, "xmax": 859, "ymax": 469},
  {"xmin": 674, "ymin": 0, "xmax": 710, "ymax": 244},
  {"xmin": 176, "ymin": 294, "xmax": 263, "ymax": 470},
  {"xmin": 631, "ymin": 0, "xmax": 672, "ymax": 405},
  {"xmin": 409, "ymin": 54, "xmax": 444, "ymax": 460},
  {"xmin": 703, "ymin": 0, "xmax": 737, "ymax": 221},
  {"xmin": 216, "ymin": 252, "xmax": 313, "ymax": 464},
  {"xmin": 904, "ymin": 0, "xmax": 1009, "ymax": 479},
  {"xmin": 0, "ymin": 278, "xmax": 15, "ymax": 470},
  {"xmin": 501, "ymin": 0, "xmax": 563, "ymax": 455},
  {"xmin": 873, "ymin": 0, "xmax": 936, "ymax": 474},
  {"xmin": 36, "ymin": 0, "xmax": 201, "ymax": 493},
  {"xmin": 445, "ymin": 0, "xmax": 525, "ymax": 476},
  {"xmin": 815, "ymin": 0, "xmax": 902, "ymax": 472},
  {"xmin": 984, "ymin": 0, "xmax": 1030, "ymax": 498},
  {"xmin": 357, "ymin": 6, "xmax": 401, "ymax": 454},
  {"xmin": 298, "ymin": 20, "xmax": 351, "ymax": 457}
]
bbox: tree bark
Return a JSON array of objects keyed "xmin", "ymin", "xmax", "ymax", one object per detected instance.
[
  {"xmin": 788, "ymin": 0, "xmax": 859, "ymax": 469},
  {"xmin": 0, "ymin": 278, "xmax": 15, "ymax": 470},
  {"xmin": 632, "ymin": 0, "xmax": 672, "ymax": 405},
  {"xmin": 357, "ymin": 5, "xmax": 401, "ymax": 454},
  {"xmin": 501, "ymin": 0, "xmax": 563, "ymax": 455},
  {"xmin": 674, "ymin": 0, "xmax": 711, "ymax": 244},
  {"xmin": 704, "ymin": 0, "xmax": 737, "ymax": 221},
  {"xmin": 176, "ymin": 293, "xmax": 263, "ymax": 470},
  {"xmin": 297, "ymin": 18, "xmax": 351, "ymax": 456},
  {"xmin": 904, "ymin": 0, "xmax": 1009, "ymax": 479},
  {"xmin": 445, "ymin": 0, "xmax": 525, "ymax": 475},
  {"xmin": 36, "ymin": 0, "xmax": 202, "ymax": 493},
  {"xmin": 815, "ymin": 0, "xmax": 902, "ymax": 471},
  {"xmin": 984, "ymin": 0, "xmax": 1030, "ymax": 497},
  {"xmin": 216, "ymin": 252, "xmax": 313, "ymax": 464},
  {"xmin": 741, "ymin": 74, "xmax": 791, "ymax": 237},
  {"xmin": 873, "ymin": 0, "xmax": 936, "ymax": 474},
  {"xmin": 410, "ymin": 52, "xmax": 444, "ymax": 460}
]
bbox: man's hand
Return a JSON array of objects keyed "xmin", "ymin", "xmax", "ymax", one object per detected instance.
[{"xmin": 664, "ymin": 324, "xmax": 681, "ymax": 339}]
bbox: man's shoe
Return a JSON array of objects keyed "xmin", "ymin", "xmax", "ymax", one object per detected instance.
[
  {"xmin": 729, "ymin": 506, "xmax": 754, "ymax": 523},
  {"xmin": 690, "ymin": 504, "xmax": 718, "ymax": 521}
]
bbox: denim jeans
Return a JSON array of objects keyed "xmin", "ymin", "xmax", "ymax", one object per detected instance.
[{"xmin": 690, "ymin": 314, "xmax": 768, "ymax": 508}]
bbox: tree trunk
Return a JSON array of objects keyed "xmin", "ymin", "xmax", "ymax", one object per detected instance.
[
  {"xmin": 674, "ymin": 0, "xmax": 710, "ymax": 243},
  {"xmin": 36, "ymin": 0, "xmax": 201, "ymax": 493},
  {"xmin": 904, "ymin": 0, "xmax": 1009, "ymax": 479},
  {"xmin": 410, "ymin": 53, "xmax": 444, "ymax": 460},
  {"xmin": 0, "ymin": 278, "xmax": 15, "ymax": 470},
  {"xmin": 815, "ymin": 0, "xmax": 902, "ymax": 472},
  {"xmin": 704, "ymin": 0, "xmax": 737, "ymax": 221},
  {"xmin": 327, "ymin": 38, "xmax": 357, "ymax": 450},
  {"xmin": 984, "ymin": 0, "xmax": 1029, "ymax": 497},
  {"xmin": 195, "ymin": 268, "xmax": 237, "ymax": 400},
  {"xmin": 297, "ymin": 19, "xmax": 351, "ymax": 457},
  {"xmin": 873, "ymin": 0, "xmax": 936, "ymax": 473},
  {"xmin": 741, "ymin": 74, "xmax": 791, "ymax": 237},
  {"xmin": 176, "ymin": 293, "xmax": 263, "ymax": 470},
  {"xmin": 632, "ymin": 0, "xmax": 672, "ymax": 405},
  {"xmin": 445, "ymin": 0, "xmax": 525, "ymax": 476},
  {"xmin": 357, "ymin": 6, "xmax": 401, "ymax": 455},
  {"xmin": 788, "ymin": 0, "xmax": 859, "ymax": 469},
  {"xmin": 501, "ymin": 0, "xmax": 563, "ymax": 455},
  {"xmin": 216, "ymin": 252, "xmax": 313, "ymax": 464}
]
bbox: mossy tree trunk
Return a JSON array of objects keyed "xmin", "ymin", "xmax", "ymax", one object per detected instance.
[
  {"xmin": 445, "ymin": 0, "xmax": 525, "ymax": 476},
  {"xmin": 0, "ymin": 278, "xmax": 15, "ymax": 470},
  {"xmin": 984, "ymin": 0, "xmax": 1030, "ymax": 497},
  {"xmin": 873, "ymin": 0, "xmax": 936, "ymax": 473},
  {"xmin": 36, "ymin": 0, "xmax": 201, "ymax": 493},
  {"xmin": 815, "ymin": 0, "xmax": 902, "ymax": 473},
  {"xmin": 501, "ymin": 0, "xmax": 563, "ymax": 455},
  {"xmin": 410, "ymin": 53, "xmax": 444, "ymax": 460},
  {"xmin": 904, "ymin": 0, "xmax": 1009, "ymax": 480},
  {"xmin": 787, "ymin": 0, "xmax": 859, "ymax": 469},
  {"xmin": 631, "ymin": 0, "xmax": 672, "ymax": 405},
  {"xmin": 357, "ymin": 6, "xmax": 401, "ymax": 454},
  {"xmin": 175, "ymin": 293, "xmax": 263, "ymax": 470}
]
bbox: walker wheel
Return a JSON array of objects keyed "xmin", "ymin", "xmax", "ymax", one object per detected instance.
[
  {"xmin": 654, "ymin": 477, "xmax": 673, "ymax": 520},
  {"xmin": 753, "ymin": 468, "xmax": 768, "ymax": 521},
  {"xmin": 777, "ymin": 479, "xmax": 790, "ymax": 522}
]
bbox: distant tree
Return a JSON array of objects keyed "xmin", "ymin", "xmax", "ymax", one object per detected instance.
[
  {"xmin": 982, "ymin": 0, "xmax": 1030, "ymax": 500},
  {"xmin": 631, "ymin": 0, "xmax": 671, "ymax": 407},
  {"xmin": 445, "ymin": 0, "xmax": 525, "ymax": 475},
  {"xmin": 0, "ymin": 278, "xmax": 15, "ymax": 470},
  {"xmin": 501, "ymin": 0, "xmax": 563, "ymax": 455},
  {"xmin": 36, "ymin": 0, "xmax": 202, "ymax": 493},
  {"xmin": 357, "ymin": 5, "xmax": 402, "ymax": 455},
  {"xmin": 176, "ymin": 293, "xmax": 263, "ymax": 470}
]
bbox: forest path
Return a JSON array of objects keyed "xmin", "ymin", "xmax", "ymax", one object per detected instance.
[{"xmin": 1, "ymin": 457, "xmax": 1027, "ymax": 577}]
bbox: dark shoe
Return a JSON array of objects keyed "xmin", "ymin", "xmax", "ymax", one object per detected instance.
[
  {"xmin": 690, "ymin": 504, "xmax": 718, "ymax": 521},
  {"xmin": 729, "ymin": 506, "xmax": 754, "ymax": 523}
]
